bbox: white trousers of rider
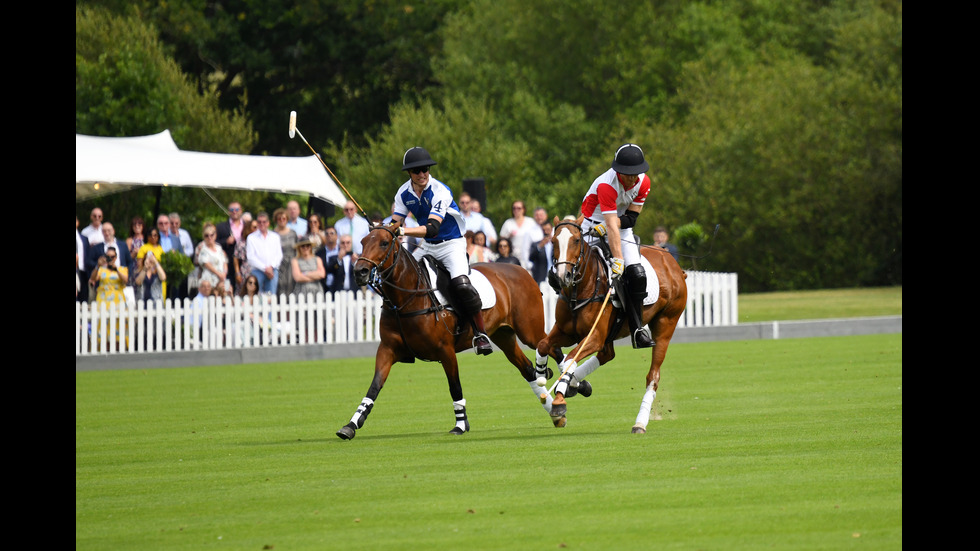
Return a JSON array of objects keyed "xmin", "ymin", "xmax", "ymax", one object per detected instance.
[
  {"xmin": 413, "ymin": 237, "xmax": 469, "ymax": 277},
  {"xmin": 581, "ymin": 220, "xmax": 641, "ymax": 267}
]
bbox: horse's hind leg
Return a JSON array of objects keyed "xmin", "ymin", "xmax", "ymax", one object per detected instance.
[{"xmin": 633, "ymin": 313, "xmax": 679, "ymax": 434}]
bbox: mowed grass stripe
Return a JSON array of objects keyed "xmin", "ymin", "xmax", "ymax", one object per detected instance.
[{"xmin": 77, "ymin": 334, "xmax": 901, "ymax": 550}]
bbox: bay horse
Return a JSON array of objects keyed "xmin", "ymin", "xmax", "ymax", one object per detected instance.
[
  {"xmin": 535, "ymin": 215, "xmax": 687, "ymax": 433},
  {"xmin": 335, "ymin": 223, "xmax": 564, "ymax": 440}
]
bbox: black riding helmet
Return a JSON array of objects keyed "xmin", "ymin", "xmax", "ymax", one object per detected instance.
[
  {"xmin": 402, "ymin": 147, "xmax": 437, "ymax": 171},
  {"xmin": 611, "ymin": 143, "xmax": 649, "ymax": 175}
]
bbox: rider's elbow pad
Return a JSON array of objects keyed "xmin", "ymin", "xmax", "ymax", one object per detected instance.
[
  {"xmin": 619, "ymin": 210, "xmax": 638, "ymax": 229},
  {"xmin": 424, "ymin": 219, "xmax": 441, "ymax": 238}
]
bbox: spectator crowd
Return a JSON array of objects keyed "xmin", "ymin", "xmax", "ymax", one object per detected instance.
[{"xmin": 77, "ymin": 196, "xmax": 679, "ymax": 307}]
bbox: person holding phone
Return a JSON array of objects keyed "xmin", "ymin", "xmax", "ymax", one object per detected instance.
[{"xmin": 89, "ymin": 250, "xmax": 129, "ymax": 306}]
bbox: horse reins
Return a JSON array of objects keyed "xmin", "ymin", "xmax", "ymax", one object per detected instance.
[
  {"xmin": 356, "ymin": 226, "xmax": 458, "ymax": 357},
  {"xmin": 552, "ymin": 220, "xmax": 610, "ymax": 311}
]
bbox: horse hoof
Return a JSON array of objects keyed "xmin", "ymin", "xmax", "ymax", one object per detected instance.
[
  {"xmin": 449, "ymin": 426, "xmax": 469, "ymax": 435},
  {"xmin": 564, "ymin": 380, "xmax": 592, "ymax": 399},
  {"xmin": 336, "ymin": 424, "xmax": 356, "ymax": 440},
  {"xmin": 550, "ymin": 396, "xmax": 567, "ymax": 425},
  {"xmin": 631, "ymin": 425, "xmax": 646, "ymax": 434},
  {"xmin": 576, "ymin": 380, "xmax": 593, "ymax": 398}
]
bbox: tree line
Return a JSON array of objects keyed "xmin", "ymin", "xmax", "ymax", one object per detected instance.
[{"xmin": 76, "ymin": 0, "xmax": 902, "ymax": 292}]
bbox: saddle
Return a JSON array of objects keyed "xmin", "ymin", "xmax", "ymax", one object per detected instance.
[
  {"xmin": 420, "ymin": 255, "xmax": 497, "ymax": 316},
  {"xmin": 588, "ymin": 243, "xmax": 661, "ymax": 347}
]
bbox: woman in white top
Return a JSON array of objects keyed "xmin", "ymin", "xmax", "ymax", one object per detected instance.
[
  {"xmin": 498, "ymin": 200, "xmax": 542, "ymax": 271},
  {"xmin": 197, "ymin": 222, "xmax": 230, "ymax": 296}
]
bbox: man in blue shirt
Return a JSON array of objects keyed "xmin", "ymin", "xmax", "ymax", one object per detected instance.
[{"xmin": 388, "ymin": 147, "xmax": 492, "ymax": 355}]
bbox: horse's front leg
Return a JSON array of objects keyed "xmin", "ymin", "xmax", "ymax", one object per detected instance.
[
  {"xmin": 336, "ymin": 346, "xmax": 397, "ymax": 440},
  {"xmin": 441, "ymin": 354, "xmax": 469, "ymax": 435},
  {"xmin": 549, "ymin": 324, "xmax": 612, "ymax": 426},
  {"xmin": 534, "ymin": 331, "xmax": 578, "ymax": 418},
  {"xmin": 550, "ymin": 341, "xmax": 613, "ymax": 424}
]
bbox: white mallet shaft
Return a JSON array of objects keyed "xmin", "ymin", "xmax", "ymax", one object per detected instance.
[{"xmin": 288, "ymin": 111, "xmax": 297, "ymax": 138}]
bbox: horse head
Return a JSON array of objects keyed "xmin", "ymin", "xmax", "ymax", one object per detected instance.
[
  {"xmin": 354, "ymin": 221, "xmax": 402, "ymax": 288},
  {"xmin": 551, "ymin": 214, "xmax": 589, "ymax": 291}
]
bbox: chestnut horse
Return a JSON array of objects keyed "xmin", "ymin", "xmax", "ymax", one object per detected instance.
[
  {"xmin": 535, "ymin": 216, "xmax": 687, "ymax": 433},
  {"xmin": 335, "ymin": 224, "xmax": 564, "ymax": 440}
]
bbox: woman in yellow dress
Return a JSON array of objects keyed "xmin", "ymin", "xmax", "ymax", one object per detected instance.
[
  {"xmin": 88, "ymin": 249, "xmax": 130, "ymax": 347},
  {"xmin": 89, "ymin": 250, "xmax": 129, "ymax": 305}
]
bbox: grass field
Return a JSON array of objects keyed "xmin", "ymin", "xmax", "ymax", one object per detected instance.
[
  {"xmin": 76, "ymin": 332, "xmax": 902, "ymax": 550},
  {"xmin": 738, "ymin": 286, "xmax": 902, "ymax": 323}
]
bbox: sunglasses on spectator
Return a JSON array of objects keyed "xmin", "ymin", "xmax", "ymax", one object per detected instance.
[
  {"xmin": 205, "ymin": 232, "xmax": 216, "ymax": 238},
  {"xmin": 229, "ymin": 207, "xmax": 241, "ymax": 212},
  {"xmin": 409, "ymin": 167, "xmax": 430, "ymax": 175},
  {"xmin": 106, "ymin": 255, "xmax": 117, "ymax": 260}
]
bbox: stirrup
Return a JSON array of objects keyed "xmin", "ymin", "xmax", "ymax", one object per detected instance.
[
  {"xmin": 631, "ymin": 327, "xmax": 654, "ymax": 348},
  {"xmin": 473, "ymin": 333, "xmax": 493, "ymax": 355}
]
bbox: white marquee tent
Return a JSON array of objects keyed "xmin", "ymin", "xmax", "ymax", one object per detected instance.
[{"xmin": 75, "ymin": 130, "xmax": 348, "ymax": 206}]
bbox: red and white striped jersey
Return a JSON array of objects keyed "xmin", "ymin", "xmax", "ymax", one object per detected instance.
[{"xmin": 580, "ymin": 168, "xmax": 651, "ymax": 223}]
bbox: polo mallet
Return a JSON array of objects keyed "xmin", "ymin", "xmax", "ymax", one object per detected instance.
[
  {"xmin": 288, "ymin": 111, "xmax": 369, "ymax": 219},
  {"xmin": 546, "ymin": 287, "xmax": 614, "ymax": 397}
]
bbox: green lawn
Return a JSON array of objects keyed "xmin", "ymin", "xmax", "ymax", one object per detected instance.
[
  {"xmin": 738, "ymin": 286, "xmax": 902, "ymax": 323},
  {"xmin": 76, "ymin": 333, "xmax": 902, "ymax": 550}
]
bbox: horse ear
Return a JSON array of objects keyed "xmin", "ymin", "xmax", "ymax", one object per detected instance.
[
  {"xmin": 552, "ymin": 215, "xmax": 560, "ymax": 225},
  {"xmin": 576, "ymin": 214, "xmax": 585, "ymax": 225}
]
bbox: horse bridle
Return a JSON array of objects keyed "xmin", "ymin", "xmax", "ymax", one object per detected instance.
[
  {"xmin": 356, "ymin": 225, "xmax": 446, "ymax": 315},
  {"xmin": 552, "ymin": 220, "xmax": 609, "ymax": 311},
  {"xmin": 354, "ymin": 225, "xmax": 403, "ymax": 292},
  {"xmin": 356, "ymin": 225, "xmax": 456, "ymax": 360},
  {"xmin": 552, "ymin": 220, "xmax": 590, "ymax": 288}
]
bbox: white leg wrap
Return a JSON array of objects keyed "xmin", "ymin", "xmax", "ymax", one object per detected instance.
[
  {"xmin": 453, "ymin": 399, "xmax": 468, "ymax": 431},
  {"xmin": 534, "ymin": 350, "xmax": 549, "ymax": 376},
  {"xmin": 570, "ymin": 356, "xmax": 600, "ymax": 385},
  {"xmin": 528, "ymin": 378, "xmax": 553, "ymax": 413},
  {"xmin": 634, "ymin": 384, "xmax": 656, "ymax": 429},
  {"xmin": 552, "ymin": 359, "xmax": 577, "ymax": 395},
  {"xmin": 349, "ymin": 397, "xmax": 375, "ymax": 427}
]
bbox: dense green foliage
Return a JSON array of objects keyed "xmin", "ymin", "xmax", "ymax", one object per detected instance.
[
  {"xmin": 76, "ymin": 0, "xmax": 901, "ymax": 292},
  {"xmin": 76, "ymin": 334, "xmax": 902, "ymax": 550}
]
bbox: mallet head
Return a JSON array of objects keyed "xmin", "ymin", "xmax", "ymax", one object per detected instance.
[{"xmin": 288, "ymin": 111, "xmax": 297, "ymax": 139}]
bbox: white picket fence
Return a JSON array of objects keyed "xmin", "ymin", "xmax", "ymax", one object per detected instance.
[{"xmin": 75, "ymin": 271, "xmax": 737, "ymax": 356}]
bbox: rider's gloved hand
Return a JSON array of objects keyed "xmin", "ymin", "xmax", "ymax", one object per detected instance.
[
  {"xmin": 590, "ymin": 223, "xmax": 607, "ymax": 237},
  {"xmin": 610, "ymin": 258, "xmax": 625, "ymax": 280}
]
